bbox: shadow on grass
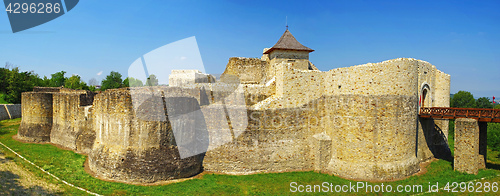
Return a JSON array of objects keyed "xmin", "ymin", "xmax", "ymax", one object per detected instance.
[
  {"xmin": 0, "ymin": 118, "xmax": 20, "ymax": 136},
  {"xmin": 0, "ymin": 130, "xmax": 8, "ymax": 136},
  {"xmin": 0, "ymin": 170, "xmax": 57, "ymax": 195},
  {"xmin": 0, "ymin": 155, "xmax": 57, "ymax": 195},
  {"xmin": 0, "ymin": 122, "xmax": 8, "ymax": 136},
  {"xmin": 486, "ymin": 162, "xmax": 500, "ymax": 170}
]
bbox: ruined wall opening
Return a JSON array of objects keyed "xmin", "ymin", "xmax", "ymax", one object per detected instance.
[
  {"xmin": 422, "ymin": 89, "xmax": 428, "ymax": 108},
  {"xmin": 420, "ymin": 84, "xmax": 430, "ymax": 109}
]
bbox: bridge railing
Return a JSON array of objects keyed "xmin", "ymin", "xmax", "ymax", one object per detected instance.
[{"xmin": 419, "ymin": 107, "xmax": 500, "ymax": 122}]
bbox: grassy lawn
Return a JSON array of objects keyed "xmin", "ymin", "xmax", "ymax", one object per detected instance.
[{"xmin": 0, "ymin": 118, "xmax": 499, "ymax": 195}]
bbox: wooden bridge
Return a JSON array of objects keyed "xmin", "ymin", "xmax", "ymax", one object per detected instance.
[{"xmin": 419, "ymin": 107, "xmax": 500, "ymax": 123}]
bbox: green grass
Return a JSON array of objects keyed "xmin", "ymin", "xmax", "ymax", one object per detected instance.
[{"xmin": 1, "ymin": 119, "xmax": 500, "ymax": 195}]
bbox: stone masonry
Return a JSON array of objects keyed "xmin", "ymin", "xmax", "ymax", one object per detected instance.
[
  {"xmin": 454, "ymin": 118, "xmax": 480, "ymax": 174},
  {"xmin": 17, "ymin": 29, "xmax": 452, "ymax": 183}
]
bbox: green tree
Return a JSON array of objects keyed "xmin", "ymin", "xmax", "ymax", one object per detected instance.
[
  {"xmin": 64, "ymin": 75, "xmax": 89, "ymax": 90},
  {"xmin": 88, "ymin": 85, "xmax": 97, "ymax": 92},
  {"xmin": 101, "ymin": 71, "xmax": 123, "ymax": 90},
  {"xmin": 146, "ymin": 74, "xmax": 158, "ymax": 86},
  {"xmin": 126, "ymin": 77, "xmax": 144, "ymax": 87},
  {"xmin": 123, "ymin": 77, "xmax": 129, "ymax": 87},
  {"xmin": 476, "ymin": 97, "xmax": 492, "ymax": 109},
  {"xmin": 49, "ymin": 71, "xmax": 67, "ymax": 87},
  {"xmin": 41, "ymin": 76, "xmax": 51, "ymax": 86},
  {"xmin": 0, "ymin": 64, "xmax": 46, "ymax": 103},
  {"xmin": 487, "ymin": 123, "xmax": 500, "ymax": 151},
  {"xmin": 450, "ymin": 91, "xmax": 476, "ymax": 108}
]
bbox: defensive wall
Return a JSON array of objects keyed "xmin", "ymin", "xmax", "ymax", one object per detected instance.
[
  {"xmin": 90, "ymin": 88, "xmax": 205, "ymax": 183},
  {"xmin": 17, "ymin": 57, "xmax": 451, "ymax": 183},
  {"xmin": 0, "ymin": 104, "xmax": 21, "ymax": 121},
  {"xmin": 207, "ymin": 58, "xmax": 429, "ymax": 180}
]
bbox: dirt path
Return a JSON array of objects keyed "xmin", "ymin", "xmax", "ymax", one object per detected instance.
[{"xmin": 0, "ymin": 149, "xmax": 64, "ymax": 195}]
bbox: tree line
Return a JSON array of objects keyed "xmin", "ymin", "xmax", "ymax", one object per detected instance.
[
  {"xmin": 451, "ymin": 90, "xmax": 498, "ymax": 109},
  {"xmin": 449, "ymin": 90, "xmax": 500, "ymax": 151},
  {"xmin": 0, "ymin": 64, "xmax": 159, "ymax": 104}
]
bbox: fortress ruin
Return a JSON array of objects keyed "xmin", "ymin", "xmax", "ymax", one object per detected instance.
[{"xmin": 18, "ymin": 30, "xmax": 451, "ymax": 183}]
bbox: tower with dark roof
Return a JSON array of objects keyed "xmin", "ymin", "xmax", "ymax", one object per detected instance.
[{"xmin": 262, "ymin": 30, "xmax": 315, "ymax": 71}]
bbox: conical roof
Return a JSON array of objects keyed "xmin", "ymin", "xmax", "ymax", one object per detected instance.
[{"xmin": 263, "ymin": 30, "xmax": 314, "ymax": 54}]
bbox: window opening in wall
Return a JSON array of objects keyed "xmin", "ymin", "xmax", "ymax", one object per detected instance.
[{"xmin": 422, "ymin": 89, "xmax": 428, "ymax": 108}]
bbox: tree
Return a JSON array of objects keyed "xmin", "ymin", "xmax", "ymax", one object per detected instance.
[
  {"xmin": 49, "ymin": 71, "xmax": 67, "ymax": 87},
  {"xmin": 88, "ymin": 78, "xmax": 99, "ymax": 86},
  {"xmin": 450, "ymin": 91, "xmax": 476, "ymax": 108},
  {"xmin": 146, "ymin": 74, "xmax": 158, "ymax": 86},
  {"xmin": 123, "ymin": 77, "xmax": 129, "ymax": 87},
  {"xmin": 101, "ymin": 71, "xmax": 123, "ymax": 90},
  {"xmin": 0, "ymin": 64, "xmax": 46, "ymax": 103},
  {"xmin": 125, "ymin": 77, "xmax": 144, "ymax": 87},
  {"xmin": 64, "ymin": 75, "xmax": 88, "ymax": 90},
  {"xmin": 88, "ymin": 85, "xmax": 96, "ymax": 91},
  {"xmin": 487, "ymin": 123, "xmax": 500, "ymax": 151},
  {"xmin": 476, "ymin": 97, "xmax": 492, "ymax": 109}
]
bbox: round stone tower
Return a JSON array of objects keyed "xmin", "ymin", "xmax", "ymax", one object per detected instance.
[
  {"xmin": 88, "ymin": 88, "xmax": 205, "ymax": 183},
  {"xmin": 18, "ymin": 92, "xmax": 54, "ymax": 142}
]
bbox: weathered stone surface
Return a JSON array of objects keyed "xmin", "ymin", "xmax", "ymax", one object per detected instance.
[
  {"xmin": 311, "ymin": 133, "xmax": 331, "ymax": 171},
  {"xmin": 325, "ymin": 94, "xmax": 420, "ymax": 181},
  {"xmin": 0, "ymin": 105, "xmax": 8, "ymax": 120},
  {"xmin": 417, "ymin": 118, "xmax": 452, "ymax": 162},
  {"xmin": 18, "ymin": 42, "xmax": 452, "ymax": 183},
  {"xmin": 50, "ymin": 92, "xmax": 95, "ymax": 151},
  {"xmin": 454, "ymin": 118, "xmax": 480, "ymax": 174},
  {"xmin": 0, "ymin": 104, "xmax": 21, "ymax": 120},
  {"xmin": 18, "ymin": 92, "xmax": 54, "ymax": 142},
  {"xmin": 33, "ymin": 86, "xmax": 62, "ymax": 92},
  {"xmin": 222, "ymin": 57, "xmax": 268, "ymax": 84},
  {"xmin": 88, "ymin": 89, "xmax": 204, "ymax": 183},
  {"xmin": 169, "ymin": 70, "xmax": 215, "ymax": 87}
]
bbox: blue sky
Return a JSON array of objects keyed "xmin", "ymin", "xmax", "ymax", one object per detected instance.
[{"xmin": 0, "ymin": 0, "xmax": 499, "ymax": 98}]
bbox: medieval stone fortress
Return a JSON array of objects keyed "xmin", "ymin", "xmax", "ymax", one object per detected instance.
[{"xmin": 17, "ymin": 29, "xmax": 458, "ymax": 184}]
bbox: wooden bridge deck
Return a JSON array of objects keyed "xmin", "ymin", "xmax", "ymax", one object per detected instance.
[{"xmin": 419, "ymin": 107, "xmax": 500, "ymax": 122}]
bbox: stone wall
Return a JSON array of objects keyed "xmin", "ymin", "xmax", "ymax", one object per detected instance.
[
  {"xmin": 269, "ymin": 50, "xmax": 309, "ymax": 60},
  {"xmin": 454, "ymin": 118, "xmax": 480, "ymax": 174},
  {"xmin": 222, "ymin": 57, "xmax": 268, "ymax": 84},
  {"xmin": 203, "ymin": 58, "xmax": 451, "ymax": 181},
  {"xmin": 324, "ymin": 94, "xmax": 419, "ymax": 180},
  {"xmin": 16, "ymin": 56, "xmax": 451, "ymax": 183},
  {"xmin": 275, "ymin": 64, "xmax": 324, "ymax": 108},
  {"xmin": 0, "ymin": 104, "xmax": 21, "ymax": 120},
  {"xmin": 18, "ymin": 92, "xmax": 54, "ymax": 142},
  {"xmin": 0, "ymin": 105, "xmax": 8, "ymax": 120},
  {"xmin": 203, "ymin": 104, "xmax": 321, "ymax": 174},
  {"xmin": 33, "ymin": 86, "xmax": 62, "ymax": 92},
  {"xmin": 269, "ymin": 50, "xmax": 310, "ymax": 71},
  {"xmin": 325, "ymin": 58, "xmax": 420, "ymax": 96},
  {"xmin": 169, "ymin": 70, "xmax": 215, "ymax": 87},
  {"xmin": 204, "ymin": 93, "xmax": 421, "ymax": 181},
  {"xmin": 50, "ymin": 92, "xmax": 95, "ymax": 152},
  {"xmin": 17, "ymin": 88, "xmax": 94, "ymax": 143},
  {"xmin": 89, "ymin": 89, "xmax": 204, "ymax": 183},
  {"xmin": 416, "ymin": 61, "xmax": 451, "ymax": 161},
  {"xmin": 433, "ymin": 70, "xmax": 451, "ymax": 137}
]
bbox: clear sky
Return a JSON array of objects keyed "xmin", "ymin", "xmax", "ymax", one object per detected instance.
[{"xmin": 1, "ymin": 0, "xmax": 499, "ymax": 98}]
